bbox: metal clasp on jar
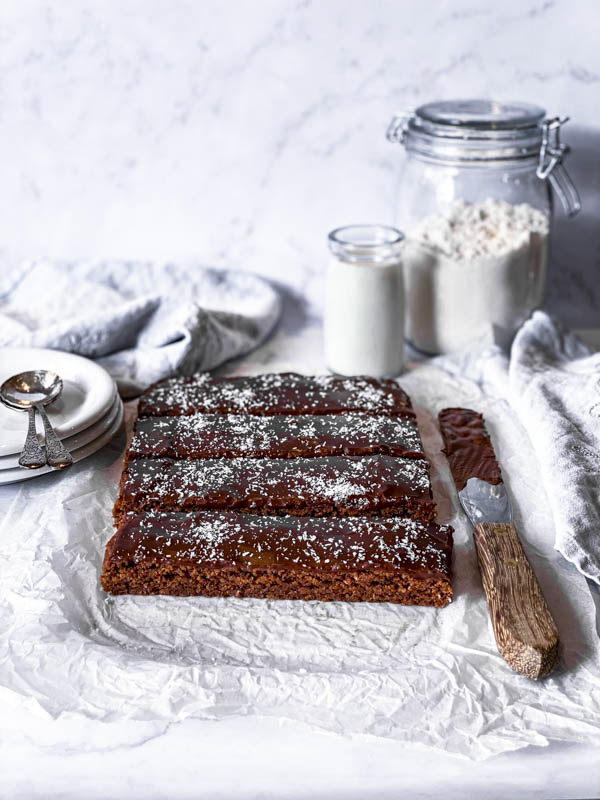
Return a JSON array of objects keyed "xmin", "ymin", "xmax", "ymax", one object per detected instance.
[
  {"xmin": 537, "ymin": 117, "xmax": 582, "ymax": 217},
  {"xmin": 386, "ymin": 112, "xmax": 412, "ymax": 144}
]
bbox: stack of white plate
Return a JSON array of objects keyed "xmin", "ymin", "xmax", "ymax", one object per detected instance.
[{"xmin": 0, "ymin": 348, "xmax": 124, "ymax": 485}]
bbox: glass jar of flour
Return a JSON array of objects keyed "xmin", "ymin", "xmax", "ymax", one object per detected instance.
[{"xmin": 386, "ymin": 99, "xmax": 581, "ymax": 354}]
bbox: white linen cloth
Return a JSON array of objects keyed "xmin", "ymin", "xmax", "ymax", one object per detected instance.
[
  {"xmin": 436, "ymin": 310, "xmax": 600, "ymax": 584},
  {"xmin": 0, "ymin": 259, "xmax": 281, "ymax": 396}
]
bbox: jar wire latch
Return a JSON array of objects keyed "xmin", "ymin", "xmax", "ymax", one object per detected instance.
[
  {"xmin": 386, "ymin": 112, "xmax": 411, "ymax": 144},
  {"xmin": 537, "ymin": 117, "xmax": 581, "ymax": 217}
]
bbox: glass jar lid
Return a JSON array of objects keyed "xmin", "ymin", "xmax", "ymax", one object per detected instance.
[
  {"xmin": 417, "ymin": 99, "xmax": 546, "ymax": 132},
  {"xmin": 387, "ymin": 98, "xmax": 581, "ymax": 216},
  {"xmin": 388, "ymin": 99, "xmax": 547, "ymax": 162}
]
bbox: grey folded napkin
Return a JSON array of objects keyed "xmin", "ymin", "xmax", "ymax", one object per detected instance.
[
  {"xmin": 437, "ymin": 310, "xmax": 600, "ymax": 584},
  {"xmin": 0, "ymin": 259, "xmax": 281, "ymax": 396}
]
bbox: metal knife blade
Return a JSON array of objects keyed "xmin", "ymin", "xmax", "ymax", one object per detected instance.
[{"xmin": 459, "ymin": 477, "xmax": 513, "ymax": 526}]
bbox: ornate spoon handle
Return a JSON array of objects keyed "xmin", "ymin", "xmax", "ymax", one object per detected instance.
[
  {"xmin": 37, "ymin": 404, "xmax": 73, "ymax": 468},
  {"xmin": 19, "ymin": 407, "xmax": 46, "ymax": 469}
]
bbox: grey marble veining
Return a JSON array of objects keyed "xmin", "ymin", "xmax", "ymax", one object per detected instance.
[{"xmin": 0, "ymin": 1, "xmax": 598, "ymax": 324}]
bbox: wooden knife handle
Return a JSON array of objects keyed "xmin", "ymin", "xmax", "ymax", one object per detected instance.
[{"xmin": 473, "ymin": 522, "xmax": 559, "ymax": 680}]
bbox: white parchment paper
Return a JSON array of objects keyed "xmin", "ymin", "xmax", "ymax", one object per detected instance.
[{"xmin": 1, "ymin": 364, "xmax": 599, "ymax": 760}]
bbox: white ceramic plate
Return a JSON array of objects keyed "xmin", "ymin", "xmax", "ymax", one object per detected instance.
[
  {"xmin": 0, "ymin": 396, "xmax": 124, "ymax": 485},
  {"xmin": 0, "ymin": 392, "xmax": 121, "ymax": 470},
  {"xmin": 0, "ymin": 348, "xmax": 116, "ymax": 456}
]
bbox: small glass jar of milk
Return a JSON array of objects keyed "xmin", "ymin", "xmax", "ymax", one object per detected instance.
[{"xmin": 325, "ymin": 225, "xmax": 405, "ymax": 377}]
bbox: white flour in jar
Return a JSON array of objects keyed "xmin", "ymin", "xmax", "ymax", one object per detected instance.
[{"xmin": 404, "ymin": 198, "xmax": 550, "ymax": 354}]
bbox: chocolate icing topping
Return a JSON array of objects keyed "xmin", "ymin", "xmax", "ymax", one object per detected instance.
[
  {"xmin": 438, "ymin": 407, "xmax": 503, "ymax": 491},
  {"xmin": 108, "ymin": 511, "xmax": 453, "ymax": 580},
  {"xmin": 130, "ymin": 413, "xmax": 425, "ymax": 460},
  {"xmin": 139, "ymin": 372, "xmax": 414, "ymax": 417}
]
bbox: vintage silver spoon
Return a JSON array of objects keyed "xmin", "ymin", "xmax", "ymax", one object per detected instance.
[{"xmin": 0, "ymin": 370, "xmax": 73, "ymax": 469}]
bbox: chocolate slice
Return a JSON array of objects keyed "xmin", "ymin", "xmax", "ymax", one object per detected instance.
[
  {"xmin": 138, "ymin": 373, "xmax": 414, "ymax": 417},
  {"xmin": 129, "ymin": 413, "xmax": 425, "ymax": 460},
  {"xmin": 114, "ymin": 455, "xmax": 434, "ymax": 523},
  {"xmin": 101, "ymin": 511, "xmax": 453, "ymax": 606}
]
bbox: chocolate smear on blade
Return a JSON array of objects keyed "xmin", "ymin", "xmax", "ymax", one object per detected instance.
[{"xmin": 438, "ymin": 408, "xmax": 503, "ymax": 492}]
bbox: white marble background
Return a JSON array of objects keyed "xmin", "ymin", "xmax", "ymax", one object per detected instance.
[{"xmin": 1, "ymin": 0, "xmax": 599, "ymax": 328}]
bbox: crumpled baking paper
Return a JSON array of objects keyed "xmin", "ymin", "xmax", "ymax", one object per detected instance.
[{"xmin": 0, "ymin": 364, "xmax": 599, "ymax": 761}]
